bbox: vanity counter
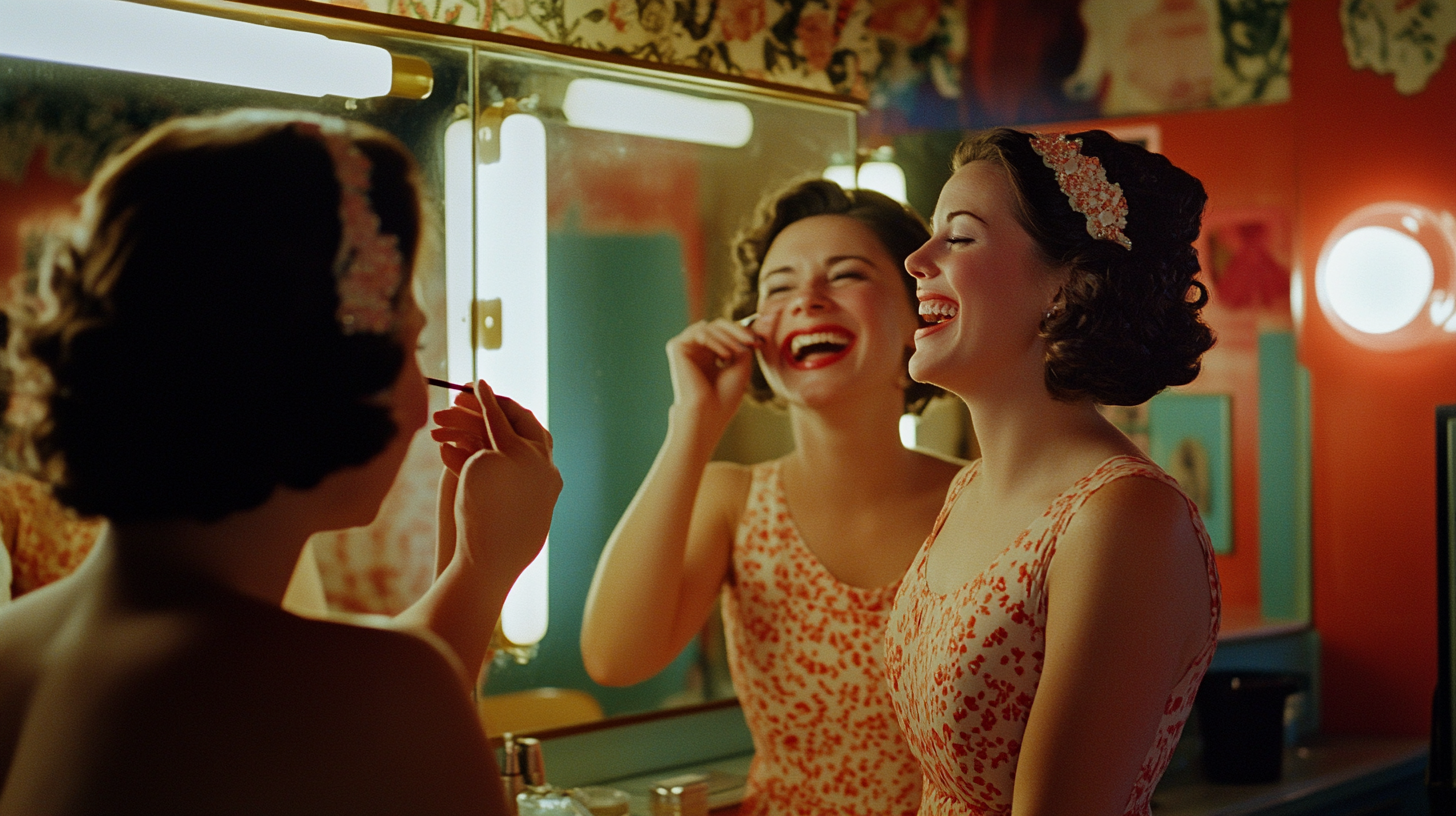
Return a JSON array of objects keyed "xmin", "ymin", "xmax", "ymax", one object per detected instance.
[
  {"xmin": 1152, "ymin": 735, "xmax": 1428, "ymax": 816},
  {"xmin": 700, "ymin": 736, "xmax": 1428, "ymax": 816}
]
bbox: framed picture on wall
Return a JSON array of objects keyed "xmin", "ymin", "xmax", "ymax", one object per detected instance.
[{"xmin": 1148, "ymin": 392, "xmax": 1233, "ymax": 555}]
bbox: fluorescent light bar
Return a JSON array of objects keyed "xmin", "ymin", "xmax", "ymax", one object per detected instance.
[
  {"xmin": 0, "ymin": 0, "xmax": 395, "ymax": 98},
  {"xmin": 562, "ymin": 78, "xmax": 753, "ymax": 148},
  {"xmin": 857, "ymin": 161, "xmax": 908, "ymax": 204},
  {"xmin": 822, "ymin": 161, "xmax": 909, "ymax": 204},
  {"xmin": 476, "ymin": 114, "xmax": 550, "ymax": 647},
  {"xmin": 443, "ymin": 118, "xmax": 475, "ymax": 389}
]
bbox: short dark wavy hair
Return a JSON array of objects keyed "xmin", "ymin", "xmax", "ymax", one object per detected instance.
[
  {"xmin": 952, "ymin": 128, "xmax": 1215, "ymax": 406},
  {"xmin": 728, "ymin": 178, "xmax": 942, "ymax": 415},
  {"xmin": 7, "ymin": 110, "xmax": 423, "ymax": 523}
]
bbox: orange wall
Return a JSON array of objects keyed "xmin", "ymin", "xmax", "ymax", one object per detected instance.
[{"xmin": 1291, "ymin": 0, "xmax": 1456, "ymax": 738}]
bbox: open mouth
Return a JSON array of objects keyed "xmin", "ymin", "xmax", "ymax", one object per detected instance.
[
  {"xmin": 780, "ymin": 325, "xmax": 855, "ymax": 370},
  {"xmin": 918, "ymin": 298, "xmax": 958, "ymax": 330}
]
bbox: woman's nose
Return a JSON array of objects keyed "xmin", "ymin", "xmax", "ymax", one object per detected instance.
[
  {"xmin": 905, "ymin": 239, "xmax": 935, "ymax": 279},
  {"xmin": 789, "ymin": 286, "xmax": 829, "ymax": 314}
]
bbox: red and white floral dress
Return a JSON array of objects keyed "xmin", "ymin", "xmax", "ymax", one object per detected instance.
[
  {"xmin": 0, "ymin": 470, "xmax": 104, "ymax": 602},
  {"xmin": 721, "ymin": 460, "xmax": 922, "ymax": 816},
  {"xmin": 884, "ymin": 456, "xmax": 1221, "ymax": 815}
]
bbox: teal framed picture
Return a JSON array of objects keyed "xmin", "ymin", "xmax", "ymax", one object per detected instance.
[{"xmin": 1147, "ymin": 392, "xmax": 1233, "ymax": 555}]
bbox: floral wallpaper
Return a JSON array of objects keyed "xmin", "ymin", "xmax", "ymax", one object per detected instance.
[{"xmin": 313, "ymin": 0, "xmax": 1296, "ymax": 134}]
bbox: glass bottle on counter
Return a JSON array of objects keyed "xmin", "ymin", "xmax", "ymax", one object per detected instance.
[{"xmin": 510, "ymin": 735, "xmax": 593, "ymax": 816}]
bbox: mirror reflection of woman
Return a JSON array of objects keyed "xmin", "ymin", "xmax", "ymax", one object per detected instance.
[
  {"xmin": 887, "ymin": 128, "xmax": 1221, "ymax": 815},
  {"xmin": 582, "ymin": 179, "xmax": 964, "ymax": 816}
]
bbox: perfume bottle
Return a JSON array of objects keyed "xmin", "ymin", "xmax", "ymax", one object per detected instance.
[
  {"xmin": 500, "ymin": 733, "xmax": 527, "ymax": 815},
  {"xmin": 513, "ymin": 736, "xmax": 593, "ymax": 816}
]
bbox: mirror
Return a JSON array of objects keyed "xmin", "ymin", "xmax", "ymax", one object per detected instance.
[{"xmin": 0, "ymin": 0, "xmax": 881, "ymax": 725}]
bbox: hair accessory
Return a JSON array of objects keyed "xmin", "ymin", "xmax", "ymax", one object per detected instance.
[
  {"xmin": 1028, "ymin": 132, "xmax": 1132, "ymax": 251},
  {"xmin": 295, "ymin": 120, "xmax": 404, "ymax": 334}
]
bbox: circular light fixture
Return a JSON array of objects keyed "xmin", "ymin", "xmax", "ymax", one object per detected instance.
[{"xmin": 1315, "ymin": 202, "xmax": 1456, "ymax": 351}]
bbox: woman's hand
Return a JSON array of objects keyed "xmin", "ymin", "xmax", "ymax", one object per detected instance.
[
  {"xmin": 664, "ymin": 317, "xmax": 765, "ymax": 439},
  {"xmin": 430, "ymin": 381, "xmax": 562, "ymax": 587}
]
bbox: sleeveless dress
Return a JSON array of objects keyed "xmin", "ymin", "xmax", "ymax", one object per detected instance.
[
  {"xmin": 720, "ymin": 460, "xmax": 922, "ymax": 816},
  {"xmin": 883, "ymin": 456, "xmax": 1221, "ymax": 815},
  {"xmin": 0, "ymin": 470, "xmax": 103, "ymax": 602}
]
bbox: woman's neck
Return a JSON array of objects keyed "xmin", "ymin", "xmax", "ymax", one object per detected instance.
[
  {"xmin": 783, "ymin": 392, "xmax": 924, "ymax": 497},
  {"xmin": 960, "ymin": 384, "xmax": 1130, "ymax": 500},
  {"xmin": 107, "ymin": 493, "xmax": 316, "ymax": 609}
]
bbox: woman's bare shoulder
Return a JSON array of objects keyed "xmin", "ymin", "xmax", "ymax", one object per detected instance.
[{"xmin": 3, "ymin": 597, "xmax": 495, "ymax": 815}]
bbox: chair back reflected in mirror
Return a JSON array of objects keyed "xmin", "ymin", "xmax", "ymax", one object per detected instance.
[{"xmin": 478, "ymin": 687, "xmax": 605, "ymax": 738}]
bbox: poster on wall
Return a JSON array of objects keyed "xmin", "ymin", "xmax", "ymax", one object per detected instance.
[
  {"xmin": 1148, "ymin": 392, "xmax": 1233, "ymax": 556},
  {"xmin": 863, "ymin": 0, "xmax": 1292, "ymax": 139},
  {"xmin": 1342, "ymin": 0, "xmax": 1456, "ymax": 95}
]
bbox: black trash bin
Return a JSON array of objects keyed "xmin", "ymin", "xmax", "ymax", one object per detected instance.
[{"xmin": 1195, "ymin": 670, "xmax": 1303, "ymax": 784}]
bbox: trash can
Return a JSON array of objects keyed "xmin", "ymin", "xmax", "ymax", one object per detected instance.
[{"xmin": 1194, "ymin": 670, "xmax": 1303, "ymax": 784}]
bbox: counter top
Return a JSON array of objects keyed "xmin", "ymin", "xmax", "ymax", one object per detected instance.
[
  {"xmin": 697, "ymin": 736, "xmax": 1428, "ymax": 816},
  {"xmin": 1151, "ymin": 735, "xmax": 1428, "ymax": 816}
]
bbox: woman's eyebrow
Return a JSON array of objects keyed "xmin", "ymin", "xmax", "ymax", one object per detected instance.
[{"xmin": 940, "ymin": 209, "xmax": 989, "ymax": 229}]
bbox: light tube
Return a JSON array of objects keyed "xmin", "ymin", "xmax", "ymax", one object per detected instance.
[
  {"xmin": 476, "ymin": 114, "xmax": 550, "ymax": 647},
  {"xmin": 443, "ymin": 118, "xmax": 476, "ymax": 389},
  {"xmin": 0, "ymin": 0, "xmax": 395, "ymax": 98},
  {"xmin": 562, "ymin": 78, "xmax": 753, "ymax": 148}
]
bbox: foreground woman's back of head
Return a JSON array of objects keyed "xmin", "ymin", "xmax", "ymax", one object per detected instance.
[{"xmin": 0, "ymin": 109, "xmax": 510, "ymax": 816}]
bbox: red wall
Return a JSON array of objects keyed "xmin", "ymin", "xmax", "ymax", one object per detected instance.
[
  {"xmin": 1045, "ymin": 0, "xmax": 1455, "ymax": 737},
  {"xmin": 1046, "ymin": 100, "xmax": 1299, "ymax": 619},
  {"xmin": 1291, "ymin": 0, "xmax": 1456, "ymax": 738}
]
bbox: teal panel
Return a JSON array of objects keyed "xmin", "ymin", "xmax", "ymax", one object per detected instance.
[
  {"xmin": 1148, "ymin": 392, "xmax": 1233, "ymax": 555},
  {"xmin": 483, "ymin": 231, "xmax": 697, "ymax": 718},
  {"xmin": 1259, "ymin": 331, "xmax": 1307, "ymax": 621},
  {"xmin": 534, "ymin": 704, "xmax": 755, "ymax": 789}
]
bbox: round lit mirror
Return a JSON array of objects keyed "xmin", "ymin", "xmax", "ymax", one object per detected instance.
[{"xmin": 1315, "ymin": 202, "xmax": 1456, "ymax": 351}]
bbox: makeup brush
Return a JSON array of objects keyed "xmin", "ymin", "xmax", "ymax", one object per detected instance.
[{"xmin": 426, "ymin": 377, "xmax": 474, "ymax": 393}]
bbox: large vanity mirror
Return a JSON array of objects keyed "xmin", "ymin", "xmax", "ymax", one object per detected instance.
[{"xmin": 0, "ymin": 0, "xmax": 891, "ymax": 727}]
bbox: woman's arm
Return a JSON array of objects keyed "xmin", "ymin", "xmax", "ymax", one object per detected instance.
[
  {"xmin": 1012, "ymin": 476, "xmax": 1214, "ymax": 816},
  {"xmin": 579, "ymin": 318, "xmax": 760, "ymax": 686}
]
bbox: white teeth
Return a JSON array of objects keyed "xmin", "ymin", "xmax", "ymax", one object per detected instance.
[
  {"xmin": 919, "ymin": 300, "xmax": 958, "ymax": 323},
  {"xmin": 790, "ymin": 330, "xmax": 852, "ymax": 357}
]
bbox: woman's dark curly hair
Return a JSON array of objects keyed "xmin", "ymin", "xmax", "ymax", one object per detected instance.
[
  {"xmin": 6, "ymin": 109, "xmax": 423, "ymax": 523},
  {"xmin": 953, "ymin": 128, "xmax": 1215, "ymax": 406},
  {"xmin": 727, "ymin": 177, "xmax": 942, "ymax": 415}
]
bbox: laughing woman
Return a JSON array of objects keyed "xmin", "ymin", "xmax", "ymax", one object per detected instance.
[
  {"xmin": 581, "ymin": 179, "xmax": 964, "ymax": 816},
  {"xmin": 887, "ymin": 128, "xmax": 1221, "ymax": 816}
]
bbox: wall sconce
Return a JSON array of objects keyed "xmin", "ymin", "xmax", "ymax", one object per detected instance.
[
  {"xmin": 823, "ymin": 146, "xmax": 908, "ymax": 204},
  {"xmin": 0, "ymin": 0, "xmax": 432, "ymax": 99},
  {"xmin": 1315, "ymin": 202, "xmax": 1456, "ymax": 351},
  {"xmin": 442, "ymin": 109, "xmax": 550, "ymax": 661},
  {"xmin": 562, "ymin": 78, "xmax": 753, "ymax": 147}
]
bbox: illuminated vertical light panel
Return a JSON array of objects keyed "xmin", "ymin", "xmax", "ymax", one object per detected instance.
[
  {"xmin": 857, "ymin": 161, "xmax": 908, "ymax": 204},
  {"xmin": 476, "ymin": 114, "xmax": 549, "ymax": 646},
  {"xmin": 442, "ymin": 118, "xmax": 475, "ymax": 388},
  {"xmin": 899, "ymin": 414, "xmax": 918, "ymax": 449},
  {"xmin": 822, "ymin": 161, "xmax": 909, "ymax": 204},
  {"xmin": 823, "ymin": 164, "xmax": 857, "ymax": 190},
  {"xmin": 0, "ymin": 0, "xmax": 395, "ymax": 98}
]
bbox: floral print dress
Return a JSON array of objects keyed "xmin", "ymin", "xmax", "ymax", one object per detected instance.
[
  {"xmin": 884, "ymin": 456, "xmax": 1221, "ymax": 815},
  {"xmin": 0, "ymin": 470, "xmax": 104, "ymax": 602},
  {"xmin": 720, "ymin": 460, "xmax": 922, "ymax": 816}
]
